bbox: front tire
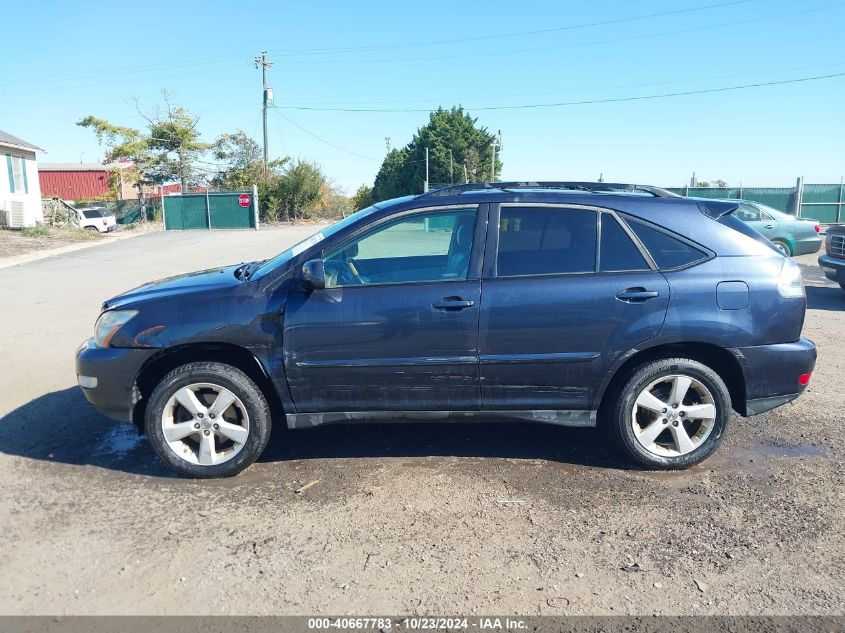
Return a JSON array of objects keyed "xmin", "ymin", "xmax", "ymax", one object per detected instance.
[
  {"xmin": 610, "ymin": 357, "xmax": 731, "ymax": 469},
  {"xmin": 144, "ymin": 362, "xmax": 272, "ymax": 478}
]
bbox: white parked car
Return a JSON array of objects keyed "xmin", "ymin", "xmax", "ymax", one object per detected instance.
[{"xmin": 77, "ymin": 207, "xmax": 116, "ymax": 233}]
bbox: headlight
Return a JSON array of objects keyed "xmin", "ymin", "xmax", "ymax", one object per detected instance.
[
  {"xmin": 94, "ymin": 310, "xmax": 138, "ymax": 347},
  {"xmin": 777, "ymin": 259, "xmax": 805, "ymax": 299}
]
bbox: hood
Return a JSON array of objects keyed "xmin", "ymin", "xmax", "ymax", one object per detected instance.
[{"xmin": 103, "ymin": 264, "xmax": 244, "ymax": 310}]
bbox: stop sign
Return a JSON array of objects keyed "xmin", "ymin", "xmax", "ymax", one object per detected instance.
[{"xmin": 238, "ymin": 194, "xmax": 251, "ymax": 208}]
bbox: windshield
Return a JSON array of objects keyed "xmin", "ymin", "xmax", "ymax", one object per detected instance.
[{"xmin": 251, "ymin": 204, "xmax": 380, "ymax": 279}]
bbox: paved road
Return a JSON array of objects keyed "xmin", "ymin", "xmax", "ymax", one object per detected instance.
[{"xmin": 0, "ymin": 231, "xmax": 842, "ymax": 615}]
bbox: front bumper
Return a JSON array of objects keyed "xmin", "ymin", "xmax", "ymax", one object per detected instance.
[
  {"xmin": 730, "ymin": 338, "xmax": 816, "ymax": 416},
  {"xmin": 75, "ymin": 339, "xmax": 156, "ymax": 422},
  {"xmin": 819, "ymin": 253, "xmax": 845, "ymax": 284}
]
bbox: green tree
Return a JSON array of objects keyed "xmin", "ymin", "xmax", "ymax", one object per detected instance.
[
  {"xmin": 274, "ymin": 160, "xmax": 326, "ymax": 220},
  {"xmin": 78, "ymin": 95, "xmax": 211, "ymax": 192},
  {"xmin": 371, "ymin": 107, "xmax": 501, "ymax": 202},
  {"xmin": 350, "ymin": 184, "xmax": 373, "ymax": 211}
]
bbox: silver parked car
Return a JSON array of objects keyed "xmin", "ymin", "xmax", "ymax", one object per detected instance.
[{"xmin": 730, "ymin": 200, "xmax": 821, "ymax": 257}]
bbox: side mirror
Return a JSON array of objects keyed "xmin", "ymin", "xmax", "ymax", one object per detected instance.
[{"xmin": 301, "ymin": 259, "xmax": 326, "ymax": 291}]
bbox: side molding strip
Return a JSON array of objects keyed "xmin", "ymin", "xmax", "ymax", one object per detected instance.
[{"xmin": 286, "ymin": 409, "xmax": 597, "ymax": 430}]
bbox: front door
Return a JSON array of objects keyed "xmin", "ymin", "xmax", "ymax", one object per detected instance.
[
  {"xmin": 283, "ymin": 205, "xmax": 484, "ymax": 412},
  {"xmin": 479, "ymin": 204, "xmax": 670, "ymax": 410}
]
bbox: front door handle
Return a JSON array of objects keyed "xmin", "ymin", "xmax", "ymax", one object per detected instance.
[
  {"xmin": 432, "ymin": 296, "xmax": 475, "ymax": 311},
  {"xmin": 616, "ymin": 288, "xmax": 660, "ymax": 303},
  {"xmin": 763, "ymin": 223, "xmax": 775, "ymax": 229}
]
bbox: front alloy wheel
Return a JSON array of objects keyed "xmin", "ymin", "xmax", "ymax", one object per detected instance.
[
  {"xmin": 145, "ymin": 362, "xmax": 272, "ymax": 478},
  {"xmin": 161, "ymin": 383, "xmax": 250, "ymax": 466},
  {"xmin": 611, "ymin": 357, "xmax": 731, "ymax": 469}
]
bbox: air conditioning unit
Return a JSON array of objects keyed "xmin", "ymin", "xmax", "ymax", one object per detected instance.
[{"xmin": 7, "ymin": 201, "xmax": 25, "ymax": 228}]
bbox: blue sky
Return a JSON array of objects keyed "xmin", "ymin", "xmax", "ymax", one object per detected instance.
[{"xmin": 1, "ymin": 0, "xmax": 843, "ymax": 192}]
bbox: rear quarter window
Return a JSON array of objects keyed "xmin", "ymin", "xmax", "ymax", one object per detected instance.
[
  {"xmin": 625, "ymin": 218, "xmax": 708, "ymax": 269},
  {"xmin": 82, "ymin": 210, "xmax": 103, "ymax": 219},
  {"xmin": 717, "ymin": 214, "xmax": 782, "ymax": 255}
]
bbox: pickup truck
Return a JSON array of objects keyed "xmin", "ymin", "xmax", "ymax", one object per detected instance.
[{"xmin": 819, "ymin": 225, "xmax": 845, "ymax": 291}]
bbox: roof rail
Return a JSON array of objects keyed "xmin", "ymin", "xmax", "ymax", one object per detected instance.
[{"xmin": 417, "ymin": 181, "xmax": 681, "ymax": 199}]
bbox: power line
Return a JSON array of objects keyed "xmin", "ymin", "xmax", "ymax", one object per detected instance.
[
  {"xmin": 276, "ymin": 3, "xmax": 843, "ymax": 66},
  {"xmin": 279, "ymin": 60, "xmax": 845, "ymax": 108},
  {"xmin": 275, "ymin": 70, "xmax": 845, "ymax": 113},
  {"xmin": 271, "ymin": 109, "xmax": 378, "ymax": 161},
  {"xmin": 267, "ymin": 0, "xmax": 757, "ymax": 57},
  {"xmin": 0, "ymin": 0, "xmax": 756, "ymax": 86}
]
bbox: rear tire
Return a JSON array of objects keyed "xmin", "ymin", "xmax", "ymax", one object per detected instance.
[
  {"xmin": 144, "ymin": 362, "xmax": 272, "ymax": 478},
  {"xmin": 772, "ymin": 239, "xmax": 791, "ymax": 257},
  {"xmin": 610, "ymin": 357, "xmax": 731, "ymax": 470}
]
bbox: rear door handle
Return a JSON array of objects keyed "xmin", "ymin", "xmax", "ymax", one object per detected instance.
[
  {"xmin": 616, "ymin": 288, "xmax": 660, "ymax": 303},
  {"xmin": 432, "ymin": 296, "xmax": 475, "ymax": 311}
]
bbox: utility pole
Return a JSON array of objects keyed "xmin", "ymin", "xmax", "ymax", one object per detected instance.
[
  {"xmin": 424, "ymin": 147, "xmax": 429, "ymax": 192},
  {"xmin": 254, "ymin": 51, "xmax": 274, "ymax": 171},
  {"xmin": 490, "ymin": 130, "xmax": 501, "ymax": 182}
]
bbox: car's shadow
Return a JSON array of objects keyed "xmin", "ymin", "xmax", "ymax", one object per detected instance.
[
  {"xmin": 0, "ymin": 387, "xmax": 629, "ymax": 478},
  {"xmin": 806, "ymin": 285, "xmax": 845, "ymax": 311}
]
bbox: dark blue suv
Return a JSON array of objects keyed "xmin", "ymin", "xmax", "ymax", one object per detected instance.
[{"xmin": 75, "ymin": 182, "xmax": 816, "ymax": 478}]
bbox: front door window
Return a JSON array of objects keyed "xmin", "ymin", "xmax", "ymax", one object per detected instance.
[{"xmin": 323, "ymin": 209, "xmax": 477, "ymax": 288}]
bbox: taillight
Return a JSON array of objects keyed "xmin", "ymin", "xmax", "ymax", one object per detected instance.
[
  {"xmin": 798, "ymin": 372, "xmax": 812, "ymax": 386},
  {"xmin": 777, "ymin": 258, "xmax": 805, "ymax": 299},
  {"xmin": 814, "ymin": 224, "xmax": 820, "ymax": 233}
]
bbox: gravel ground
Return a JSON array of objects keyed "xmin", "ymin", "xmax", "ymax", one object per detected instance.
[{"xmin": 0, "ymin": 229, "xmax": 842, "ymax": 616}]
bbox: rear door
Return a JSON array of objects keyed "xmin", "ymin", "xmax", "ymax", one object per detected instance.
[
  {"xmin": 283, "ymin": 205, "xmax": 486, "ymax": 413},
  {"xmin": 737, "ymin": 203, "xmax": 779, "ymax": 240},
  {"xmin": 479, "ymin": 204, "xmax": 669, "ymax": 411}
]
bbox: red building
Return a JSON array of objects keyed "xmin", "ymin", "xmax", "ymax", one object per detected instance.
[{"xmin": 38, "ymin": 163, "xmax": 137, "ymax": 200}]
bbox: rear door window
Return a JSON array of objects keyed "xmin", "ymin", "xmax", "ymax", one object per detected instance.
[
  {"xmin": 599, "ymin": 213, "xmax": 650, "ymax": 272},
  {"xmin": 735, "ymin": 204, "xmax": 762, "ymax": 222},
  {"xmin": 624, "ymin": 218, "xmax": 708, "ymax": 270},
  {"xmin": 496, "ymin": 206, "xmax": 597, "ymax": 276}
]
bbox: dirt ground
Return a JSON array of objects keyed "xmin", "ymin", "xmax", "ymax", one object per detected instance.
[
  {"xmin": 0, "ymin": 229, "xmax": 842, "ymax": 616},
  {"xmin": 0, "ymin": 223, "xmax": 161, "ymax": 260}
]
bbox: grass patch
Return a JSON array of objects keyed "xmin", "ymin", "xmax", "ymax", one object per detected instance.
[{"xmin": 21, "ymin": 225, "xmax": 49, "ymax": 238}]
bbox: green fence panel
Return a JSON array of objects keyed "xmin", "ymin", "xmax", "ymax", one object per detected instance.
[
  {"xmin": 209, "ymin": 193, "xmax": 254, "ymax": 229},
  {"xmin": 801, "ymin": 204, "xmax": 839, "ymax": 223},
  {"xmin": 164, "ymin": 195, "xmax": 209, "ymax": 230},
  {"xmin": 665, "ymin": 187, "xmax": 796, "ymax": 213}
]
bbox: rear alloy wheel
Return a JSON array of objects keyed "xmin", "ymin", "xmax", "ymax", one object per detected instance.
[
  {"xmin": 771, "ymin": 239, "xmax": 791, "ymax": 257},
  {"xmin": 611, "ymin": 358, "xmax": 731, "ymax": 469},
  {"xmin": 145, "ymin": 362, "xmax": 271, "ymax": 478}
]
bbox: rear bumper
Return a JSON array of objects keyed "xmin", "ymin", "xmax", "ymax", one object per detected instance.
[
  {"xmin": 819, "ymin": 253, "xmax": 845, "ymax": 284},
  {"xmin": 792, "ymin": 235, "xmax": 822, "ymax": 256},
  {"xmin": 730, "ymin": 338, "xmax": 816, "ymax": 416},
  {"xmin": 75, "ymin": 339, "xmax": 156, "ymax": 422}
]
